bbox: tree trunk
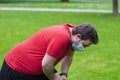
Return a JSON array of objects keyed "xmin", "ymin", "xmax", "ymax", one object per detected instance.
[
  {"xmin": 61, "ymin": 0, "xmax": 69, "ymax": 2},
  {"xmin": 113, "ymin": 0, "xmax": 119, "ymax": 15}
]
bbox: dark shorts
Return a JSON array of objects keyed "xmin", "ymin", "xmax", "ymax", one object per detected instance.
[{"xmin": 0, "ymin": 61, "xmax": 49, "ymax": 80}]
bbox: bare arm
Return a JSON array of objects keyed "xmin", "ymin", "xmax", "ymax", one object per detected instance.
[
  {"xmin": 61, "ymin": 51, "xmax": 74, "ymax": 74},
  {"xmin": 42, "ymin": 53, "xmax": 56, "ymax": 80}
]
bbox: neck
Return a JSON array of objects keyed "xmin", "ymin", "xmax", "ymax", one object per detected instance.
[
  {"xmin": 69, "ymin": 27, "xmax": 73, "ymax": 45},
  {"xmin": 69, "ymin": 27, "xmax": 73, "ymax": 33}
]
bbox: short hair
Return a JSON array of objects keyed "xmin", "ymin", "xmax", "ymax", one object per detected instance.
[{"xmin": 72, "ymin": 24, "xmax": 99, "ymax": 44}]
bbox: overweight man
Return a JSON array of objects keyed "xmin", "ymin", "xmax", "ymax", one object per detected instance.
[{"xmin": 0, "ymin": 23, "xmax": 98, "ymax": 80}]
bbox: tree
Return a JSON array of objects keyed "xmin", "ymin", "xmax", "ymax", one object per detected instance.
[
  {"xmin": 113, "ymin": 0, "xmax": 119, "ymax": 15},
  {"xmin": 61, "ymin": 0, "xmax": 69, "ymax": 2}
]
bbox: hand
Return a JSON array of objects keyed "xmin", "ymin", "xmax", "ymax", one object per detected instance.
[
  {"xmin": 54, "ymin": 73, "xmax": 63, "ymax": 80},
  {"xmin": 61, "ymin": 75, "xmax": 67, "ymax": 80}
]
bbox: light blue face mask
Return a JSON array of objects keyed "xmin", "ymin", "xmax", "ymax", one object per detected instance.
[{"xmin": 72, "ymin": 43, "xmax": 85, "ymax": 51}]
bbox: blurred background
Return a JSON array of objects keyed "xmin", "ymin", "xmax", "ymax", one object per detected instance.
[{"xmin": 0, "ymin": 0, "xmax": 119, "ymax": 14}]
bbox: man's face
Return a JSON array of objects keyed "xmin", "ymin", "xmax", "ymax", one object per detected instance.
[{"xmin": 71, "ymin": 34, "xmax": 92, "ymax": 49}]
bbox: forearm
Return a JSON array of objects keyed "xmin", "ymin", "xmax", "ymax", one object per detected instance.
[
  {"xmin": 61, "ymin": 51, "xmax": 74, "ymax": 73},
  {"xmin": 42, "ymin": 53, "xmax": 57, "ymax": 80},
  {"xmin": 42, "ymin": 64, "xmax": 54, "ymax": 80},
  {"xmin": 61, "ymin": 57, "xmax": 72, "ymax": 73}
]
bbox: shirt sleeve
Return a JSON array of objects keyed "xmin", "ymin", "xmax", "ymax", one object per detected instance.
[{"xmin": 46, "ymin": 35, "xmax": 69, "ymax": 59}]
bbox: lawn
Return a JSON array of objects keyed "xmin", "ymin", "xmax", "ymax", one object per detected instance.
[
  {"xmin": 0, "ymin": 11, "xmax": 120, "ymax": 80},
  {"xmin": 0, "ymin": 0, "xmax": 120, "ymax": 10}
]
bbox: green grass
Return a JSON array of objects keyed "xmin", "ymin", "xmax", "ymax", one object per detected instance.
[
  {"xmin": 0, "ymin": 1, "xmax": 120, "ymax": 10},
  {"xmin": 0, "ymin": 11, "xmax": 120, "ymax": 80}
]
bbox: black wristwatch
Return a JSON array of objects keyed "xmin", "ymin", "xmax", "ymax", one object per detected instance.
[
  {"xmin": 60, "ymin": 72, "xmax": 67, "ymax": 77},
  {"xmin": 54, "ymin": 68, "xmax": 58, "ymax": 73}
]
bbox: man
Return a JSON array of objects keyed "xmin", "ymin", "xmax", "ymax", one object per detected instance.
[{"xmin": 0, "ymin": 23, "xmax": 98, "ymax": 80}]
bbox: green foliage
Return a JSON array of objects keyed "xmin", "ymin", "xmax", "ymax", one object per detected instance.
[{"xmin": 0, "ymin": 11, "xmax": 120, "ymax": 80}]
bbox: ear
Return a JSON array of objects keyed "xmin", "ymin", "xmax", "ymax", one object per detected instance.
[{"xmin": 77, "ymin": 34, "xmax": 81, "ymax": 38}]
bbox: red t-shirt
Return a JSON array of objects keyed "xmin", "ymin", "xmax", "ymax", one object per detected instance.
[{"xmin": 5, "ymin": 24, "xmax": 75, "ymax": 75}]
